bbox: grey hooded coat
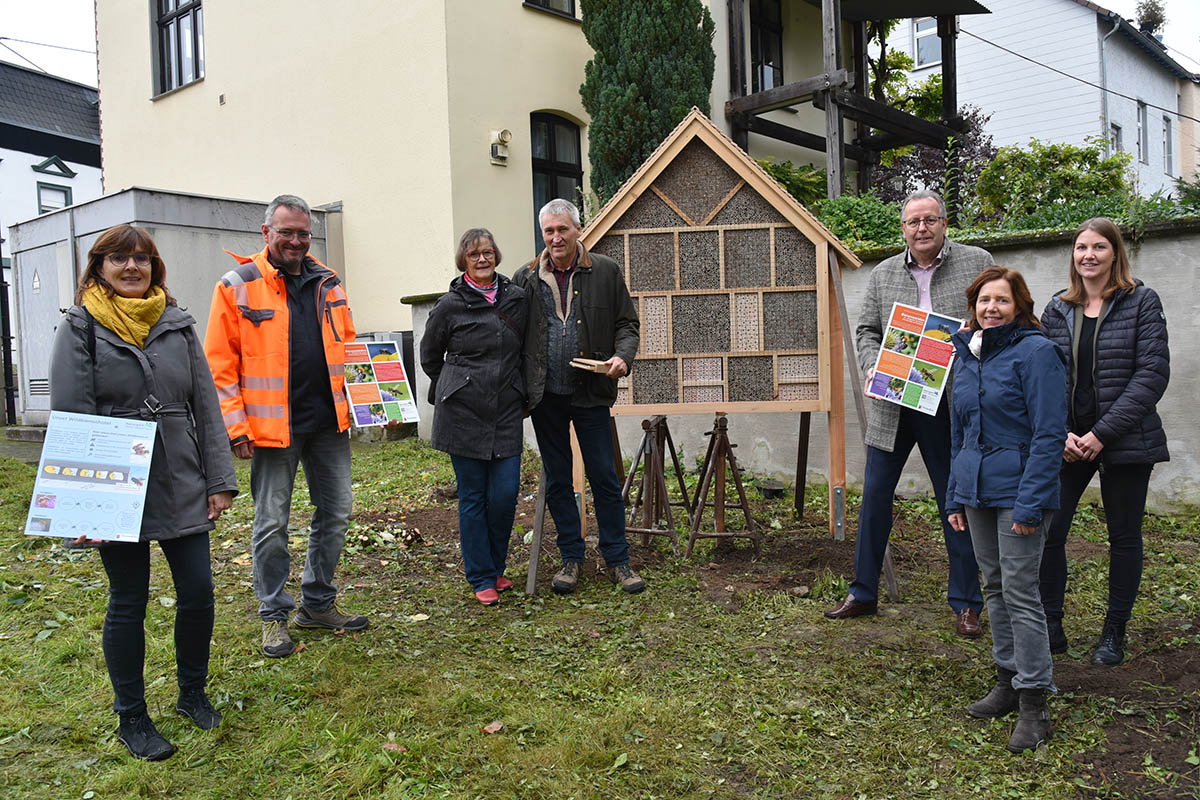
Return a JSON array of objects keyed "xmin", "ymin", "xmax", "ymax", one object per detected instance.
[{"xmin": 49, "ymin": 304, "xmax": 238, "ymax": 541}]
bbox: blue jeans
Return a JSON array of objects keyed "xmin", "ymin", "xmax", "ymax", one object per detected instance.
[
  {"xmin": 530, "ymin": 393, "xmax": 630, "ymax": 566},
  {"xmin": 250, "ymin": 429, "xmax": 352, "ymax": 621},
  {"xmin": 965, "ymin": 506, "xmax": 1055, "ymax": 691},
  {"xmin": 851, "ymin": 404, "xmax": 982, "ymax": 612},
  {"xmin": 451, "ymin": 453, "xmax": 521, "ymax": 591},
  {"xmin": 99, "ymin": 532, "xmax": 213, "ymax": 715}
]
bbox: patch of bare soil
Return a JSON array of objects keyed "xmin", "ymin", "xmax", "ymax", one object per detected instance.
[{"xmin": 1057, "ymin": 619, "xmax": 1200, "ymax": 798}]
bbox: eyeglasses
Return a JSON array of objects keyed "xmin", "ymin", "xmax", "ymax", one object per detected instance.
[
  {"xmin": 902, "ymin": 216, "xmax": 945, "ymax": 230},
  {"xmin": 107, "ymin": 253, "xmax": 152, "ymax": 267},
  {"xmin": 468, "ymin": 249, "xmax": 496, "ymax": 262},
  {"xmin": 269, "ymin": 227, "xmax": 312, "ymax": 241}
]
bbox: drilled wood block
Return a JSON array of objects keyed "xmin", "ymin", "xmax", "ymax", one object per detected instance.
[
  {"xmin": 641, "ymin": 296, "xmax": 669, "ymax": 354},
  {"xmin": 763, "ymin": 291, "xmax": 818, "ymax": 351},
  {"xmin": 710, "ymin": 184, "xmax": 786, "ymax": 225},
  {"xmin": 629, "ymin": 233, "xmax": 676, "ymax": 292},
  {"xmin": 618, "ymin": 190, "xmax": 686, "ymax": 230},
  {"xmin": 724, "ymin": 228, "xmax": 771, "ymax": 289},
  {"xmin": 672, "ymin": 294, "xmax": 730, "ymax": 355},
  {"xmin": 683, "ymin": 385, "xmax": 724, "ymax": 403},
  {"xmin": 778, "ymin": 383, "xmax": 820, "ymax": 401},
  {"xmin": 632, "ymin": 358, "xmax": 678, "ymax": 405},
  {"xmin": 653, "ymin": 139, "xmax": 741, "ymax": 223},
  {"xmin": 774, "ymin": 228, "xmax": 817, "ymax": 286},
  {"xmin": 733, "ymin": 293, "xmax": 759, "ymax": 352},
  {"xmin": 615, "ymin": 387, "xmax": 631, "ymax": 405},
  {"xmin": 679, "ymin": 230, "xmax": 720, "ymax": 290},
  {"xmin": 728, "ymin": 355, "xmax": 774, "ymax": 401},
  {"xmin": 681, "ymin": 356, "xmax": 722, "ymax": 382},
  {"xmin": 778, "ymin": 354, "xmax": 819, "ymax": 379}
]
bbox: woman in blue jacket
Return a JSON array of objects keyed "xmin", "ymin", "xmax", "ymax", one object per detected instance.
[
  {"xmin": 947, "ymin": 266, "xmax": 1066, "ymax": 753},
  {"xmin": 1039, "ymin": 218, "xmax": 1169, "ymax": 666}
]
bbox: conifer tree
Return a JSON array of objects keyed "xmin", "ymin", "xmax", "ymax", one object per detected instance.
[{"xmin": 580, "ymin": 0, "xmax": 715, "ymax": 204}]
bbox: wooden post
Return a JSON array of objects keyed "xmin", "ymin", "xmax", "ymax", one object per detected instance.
[
  {"xmin": 570, "ymin": 421, "xmax": 586, "ymax": 539},
  {"xmin": 826, "ymin": 244, "xmax": 846, "ymax": 541},
  {"xmin": 852, "ymin": 20, "xmax": 870, "ymax": 194},
  {"xmin": 794, "ymin": 412, "xmax": 811, "ymax": 518},
  {"xmin": 821, "ymin": 0, "xmax": 844, "ymax": 198},
  {"xmin": 525, "ymin": 468, "xmax": 548, "ymax": 596},
  {"xmin": 728, "ymin": 0, "xmax": 749, "ymax": 150},
  {"xmin": 938, "ymin": 14, "xmax": 960, "ymax": 226}
]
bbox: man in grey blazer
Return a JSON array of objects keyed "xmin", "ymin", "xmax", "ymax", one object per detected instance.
[{"xmin": 825, "ymin": 190, "xmax": 990, "ymax": 637}]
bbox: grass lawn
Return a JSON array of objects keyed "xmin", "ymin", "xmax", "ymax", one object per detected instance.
[{"xmin": 0, "ymin": 437, "xmax": 1198, "ymax": 799}]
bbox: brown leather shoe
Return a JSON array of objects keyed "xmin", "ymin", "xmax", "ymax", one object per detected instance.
[
  {"xmin": 957, "ymin": 607, "xmax": 983, "ymax": 638},
  {"xmin": 824, "ymin": 593, "xmax": 877, "ymax": 619}
]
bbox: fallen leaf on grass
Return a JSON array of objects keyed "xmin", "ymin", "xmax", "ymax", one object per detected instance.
[
  {"xmin": 481, "ymin": 721, "xmax": 503, "ymax": 734},
  {"xmin": 158, "ymin": 596, "xmax": 175, "ymax": 608},
  {"xmin": 407, "ymin": 613, "xmax": 430, "ymax": 622},
  {"xmin": 381, "ymin": 742, "xmax": 407, "ymax": 752},
  {"xmin": 587, "ymin": 631, "xmax": 602, "ymax": 639},
  {"xmin": 608, "ymin": 752, "xmax": 628, "ymax": 770},
  {"xmin": 294, "ymin": 643, "xmax": 306, "ymax": 653}
]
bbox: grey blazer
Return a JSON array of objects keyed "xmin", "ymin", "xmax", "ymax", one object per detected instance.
[{"xmin": 855, "ymin": 240, "xmax": 995, "ymax": 451}]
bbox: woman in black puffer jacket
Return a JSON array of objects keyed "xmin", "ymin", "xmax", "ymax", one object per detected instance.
[{"xmin": 1039, "ymin": 218, "xmax": 1169, "ymax": 667}]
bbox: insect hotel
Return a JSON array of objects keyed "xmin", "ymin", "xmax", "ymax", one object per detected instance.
[{"xmin": 581, "ymin": 108, "xmax": 862, "ymax": 552}]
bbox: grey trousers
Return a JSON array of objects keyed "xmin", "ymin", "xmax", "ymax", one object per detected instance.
[{"xmin": 965, "ymin": 506, "xmax": 1056, "ymax": 692}]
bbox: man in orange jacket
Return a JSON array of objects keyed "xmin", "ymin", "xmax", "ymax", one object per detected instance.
[{"xmin": 205, "ymin": 194, "xmax": 367, "ymax": 658}]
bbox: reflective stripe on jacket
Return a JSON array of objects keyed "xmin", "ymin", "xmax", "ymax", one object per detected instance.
[{"xmin": 203, "ymin": 246, "xmax": 355, "ymax": 448}]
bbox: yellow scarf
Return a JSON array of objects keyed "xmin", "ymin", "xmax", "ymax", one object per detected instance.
[{"xmin": 81, "ymin": 283, "xmax": 167, "ymax": 348}]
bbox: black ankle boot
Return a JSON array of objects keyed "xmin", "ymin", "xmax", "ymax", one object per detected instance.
[
  {"xmin": 1046, "ymin": 617, "xmax": 1068, "ymax": 654},
  {"xmin": 176, "ymin": 688, "xmax": 222, "ymax": 730},
  {"xmin": 1091, "ymin": 620, "xmax": 1126, "ymax": 666},
  {"xmin": 117, "ymin": 712, "xmax": 175, "ymax": 761},
  {"xmin": 1006, "ymin": 689, "xmax": 1053, "ymax": 753},
  {"xmin": 967, "ymin": 666, "xmax": 1019, "ymax": 719}
]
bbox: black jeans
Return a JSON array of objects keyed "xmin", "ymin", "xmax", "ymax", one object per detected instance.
[
  {"xmin": 98, "ymin": 532, "xmax": 213, "ymax": 715},
  {"xmin": 530, "ymin": 392, "xmax": 629, "ymax": 567},
  {"xmin": 1039, "ymin": 461, "xmax": 1153, "ymax": 625}
]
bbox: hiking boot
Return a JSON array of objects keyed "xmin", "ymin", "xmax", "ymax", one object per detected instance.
[
  {"xmin": 262, "ymin": 620, "xmax": 295, "ymax": 658},
  {"xmin": 295, "ymin": 604, "xmax": 369, "ymax": 631},
  {"xmin": 1047, "ymin": 617, "xmax": 1068, "ymax": 654},
  {"xmin": 176, "ymin": 688, "xmax": 222, "ymax": 730},
  {"xmin": 967, "ymin": 666, "xmax": 1019, "ymax": 719},
  {"xmin": 605, "ymin": 563, "xmax": 646, "ymax": 594},
  {"xmin": 1006, "ymin": 689, "xmax": 1053, "ymax": 753},
  {"xmin": 552, "ymin": 562, "xmax": 581, "ymax": 594},
  {"xmin": 117, "ymin": 712, "xmax": 175, "ymax": 761},
  {"xmin": 1091, "ymin": 620, "xmax": 1126, "ymax": 666}
]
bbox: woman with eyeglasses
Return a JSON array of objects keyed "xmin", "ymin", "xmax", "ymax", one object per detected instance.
[
  {"xmin": 1039, "ymin": 218, "xmax": 1169, "ymax": 666},
  {"xmin": 49, "ymin": 224, "xmax": 237, "ymax": 760},
  {"xmin": 421, "ymin": 229, "xmax": 528, "ymax": 606}
]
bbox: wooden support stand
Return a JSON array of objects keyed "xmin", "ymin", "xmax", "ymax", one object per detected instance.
[
  {"xmin": 621, "ymin": 415, "xmax": 690, "ymax": 554},
  {"xmin": 686, "ymin": 413, "xmax": 761, "ymax": 558}
]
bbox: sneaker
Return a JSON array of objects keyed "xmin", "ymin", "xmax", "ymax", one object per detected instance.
[
  {"xmin": 117, "ymin": 712, "xmax": 175, "ymax": 761},
  {"xmin": 262, "ymin": 620, "xmax": 295, "ymax": 658},
  {"xmin": 176, "ymin": 688, "xmax": 222, "ymax": 730},
  {"xmin": 551, "ymin": 562, "xmax": 581, "ymax": 594},
  {"xmin": 605, "ymin": 563, "xmax": 646, "ymax": 594},
  {"xmin": 495, "ymin": 576, "xmax": 515, "ymax": 593},
  {"xmin": 295, "ymin": 603, "xmax": 369, "ymax": 631}
]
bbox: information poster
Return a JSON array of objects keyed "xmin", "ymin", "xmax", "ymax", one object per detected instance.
[
  {"xmin": 25, "ymin": 410, "xmax": 157, "ymax": 542},
  {"xmin": 344, "ymin": 341, "xmax": 420, "ymax": 426},
  {"xmin": 866, "ymin": 302, "xmax": 962, "ymax": 415}
]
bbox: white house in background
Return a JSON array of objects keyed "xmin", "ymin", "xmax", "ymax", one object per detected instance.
[
  {"xmin": 0, "ymin": 62, "xmax": 103, "ymax": 271},
  {"xmin": 887, "ymin": 0, "xmax": 1198, "ymax": 196}
]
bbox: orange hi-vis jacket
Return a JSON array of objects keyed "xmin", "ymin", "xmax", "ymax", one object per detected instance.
[{"xmin": 203, "ymin": 246, "xmax": 355, "ymax": 449}]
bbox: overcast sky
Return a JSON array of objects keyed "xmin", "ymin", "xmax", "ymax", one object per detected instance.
[{"xmin": 0, "ymin": 0, "xmax": 1196, "ymax": 88}]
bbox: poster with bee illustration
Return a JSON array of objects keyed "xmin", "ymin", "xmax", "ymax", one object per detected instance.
[
  {"xmin": 866, "ymin": 303, "xmax": 962, "ymax": 415},
  {"xmin": 343, "ymin": 341, "xmax": 420, "ymax": 426}
]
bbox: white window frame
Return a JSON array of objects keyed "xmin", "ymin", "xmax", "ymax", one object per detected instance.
[
  {"xmin": 1163, "ymin": 115, "xmax": 1173, "ymax": 176},
  {"xmin": 1110, "ymin": 123, "xmax": 1122, "ymax": 154},
  {"xmin": 1137, "ymin": 101, "xmax": 1149, "ymax": 164},
  {"xmin": 913, "ymin": 17, "xmax": 941, "ymax": 68}
]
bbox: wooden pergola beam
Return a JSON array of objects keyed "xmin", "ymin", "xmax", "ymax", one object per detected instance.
[
  {"xmin": 747, "ymin": 116, "xmax": 876, "ymax": 165},
  {"xmin": 724, "ymin": 69, "xmax": 853, "ymax": 117},
  {"xmin": 815, "ymin": 89, "xmax": 959, "ymax": 149}
]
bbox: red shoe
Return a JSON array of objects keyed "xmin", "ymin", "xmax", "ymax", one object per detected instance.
[
  {"xmin": 474, "ymin": 588, "xmax": 499, "ymax": 606},
  {"xmin": 495, "ymin": 576, "xmax": 514, "ymax": 593}
]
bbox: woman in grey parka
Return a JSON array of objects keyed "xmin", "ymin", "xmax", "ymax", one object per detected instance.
[{"xmin": 49, "ymin": 224, "xmax": 237, "ymax": 761}]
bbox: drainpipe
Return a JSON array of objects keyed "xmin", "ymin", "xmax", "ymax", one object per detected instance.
[{"xmin": 1099, "ymin": 14, "xmax": 1120, "ymax": 155}]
